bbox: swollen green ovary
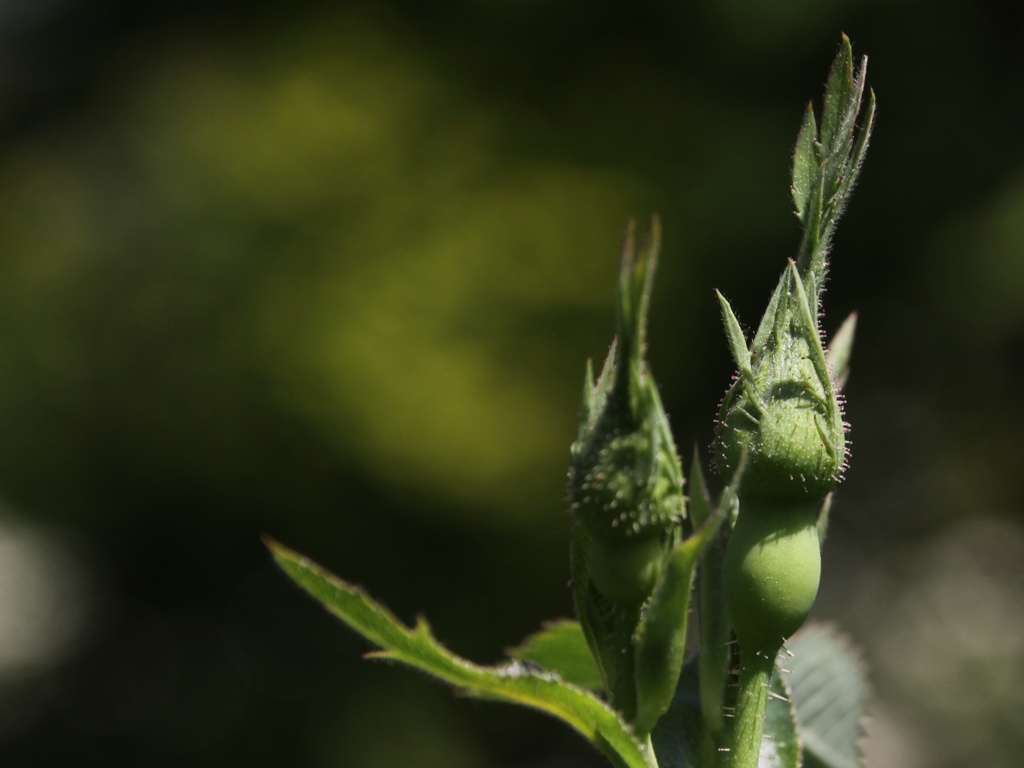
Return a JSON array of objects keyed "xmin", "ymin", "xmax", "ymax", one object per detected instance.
[
  {"xmin": 724, "ymin": 501, "xmax": 820, "ymax": 656},
  {"xmin": 586, "ymin": 533, "xmax": 664, "ymax": 607}
]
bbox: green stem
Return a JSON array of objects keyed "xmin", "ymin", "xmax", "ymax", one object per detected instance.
[
  {"xmin": 727, "ymin": 649, "xmax": 775, "ymax": 768},
  {"xmin": 642, "ymin": 733, "xmax": 660, "ymax": 768}
]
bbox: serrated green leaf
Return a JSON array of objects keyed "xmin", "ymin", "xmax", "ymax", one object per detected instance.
[
  {"xmin": 822, "ymin": 55, "xmax": 867, "ymax": 233},
  {"xmin": 781, "ymin": 623, "xmax": 869, "ymax": 768},
  {"xmin": 819, "ymin": 35, "xmax": 854, "ymax": 152},
  {"xmin": 792, "ymin": 103, "xmax": 818, "ymax": 220},
  {"xmin": 850, "ymin": 87, "xmax": 875, "ymax": 174},
  {"xmin": 827, "ymin": 55, "xmax": 865, "ymax": 176},
  {"xmin": 760, "ymin": 671, "xmax": 802, "ymax": 768},
  {"xmin": 793, "ymin": 37, "xmax": 873, "ymax": 308},
  {"xmin": 835, "ymin": 87, "xmax": 875, "ymax": 208},
  {"xmin": 268, "ymin": 540, "xmax": 656, "ymax": 768},
  {"xmin": 508, "ymin": 620, "xmax": 604, "ymax": 691}
]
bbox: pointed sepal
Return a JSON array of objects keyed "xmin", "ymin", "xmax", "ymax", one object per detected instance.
[
  {"xmin": 717, "ymin": 290, "xmax": 753, "ymax": 380},
  {"xmin": 826, "ymin": 311, "xmax": 858, "ymax": 392}
]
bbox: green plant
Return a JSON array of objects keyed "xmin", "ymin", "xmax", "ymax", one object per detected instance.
[{"xmin": 268, "ymin": 35, "xmax": 875, "ymax": 768}]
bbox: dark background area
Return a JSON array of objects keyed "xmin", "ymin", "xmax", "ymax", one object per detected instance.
[{"xmin": 0, "ymin": 1, "xmax": 1021, "ymax": 766}]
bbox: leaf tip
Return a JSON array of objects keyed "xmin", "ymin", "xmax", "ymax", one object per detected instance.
[{"xmin": 263, "ymin": 535, "xmax": 295, "ymax": 565}]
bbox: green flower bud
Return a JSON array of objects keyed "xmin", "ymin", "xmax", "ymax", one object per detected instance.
[
  {"xmin": 715, "ymin": 264, "xmax": 840, "ymax": 656},
  {"xmin": 715, "ymin": 262, "xmax": 845, "ymax": 503},
  {"xmin": 569, "ymin": 218, "xmax": 685, "ymax": 606}
]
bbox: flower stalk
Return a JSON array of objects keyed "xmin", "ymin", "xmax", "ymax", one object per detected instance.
[{"xmin": 715, "ymin": 35, "xmax": 874, "ymax": 767}]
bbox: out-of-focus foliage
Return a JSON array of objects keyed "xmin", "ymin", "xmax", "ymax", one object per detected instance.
[
  {"xmin": 0, "ymin": 2, "xmax": 1020, "ymax": 767},
  {"xmin": 0, "ymin": 13, "xmax": 646, "ymax": 525}
]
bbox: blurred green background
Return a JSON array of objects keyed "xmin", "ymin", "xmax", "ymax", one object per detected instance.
[{"xmin": 0, "ymin": 1, "xmax": 1021, "ymax": 766}]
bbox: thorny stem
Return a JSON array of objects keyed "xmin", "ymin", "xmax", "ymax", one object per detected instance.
[{"xmin": 727, "ymin": 650, "xmax": 775, "ymax": 768}]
